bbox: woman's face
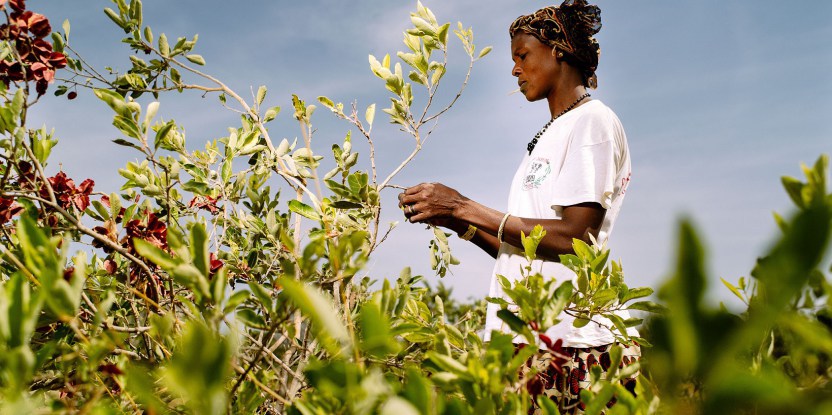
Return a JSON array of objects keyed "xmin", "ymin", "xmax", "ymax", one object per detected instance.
[{"xmin": 511, "ymin": 33, "xmax": 559, "ymax": 102}]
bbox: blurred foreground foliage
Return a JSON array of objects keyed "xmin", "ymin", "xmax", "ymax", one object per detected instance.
[{"xmin": 0, "ymin": 1, "xmax": 828, "ymax": 414}]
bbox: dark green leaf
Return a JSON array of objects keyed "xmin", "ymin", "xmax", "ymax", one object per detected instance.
[
  {"xmin": 626, "ymin": 301, "xmax": 666, "ymax": 314},
  {"xmin": 288, "ymin": 200, "xmax": 321, "ymax": 222},
  {"xmin": 280, "ymin": 278, "xmax": 350, "ymax": 356},
  {"xmin": 189, "ymin": 223, "xmax": 210, "ymax": 278},
  {"xmin": 358, "ymin": 302, "xmax": 398, "ymax": 358},
  {"xmin": 331, "ymin": 200, "xmax": 363, "ymax": 210},
  {"xmin": 236, "ymin": 308, "xmax": 266, "ymax": 329},
  {"xmin": 133, "ymin": 238, "xmax": 177, "ymax": 269}
]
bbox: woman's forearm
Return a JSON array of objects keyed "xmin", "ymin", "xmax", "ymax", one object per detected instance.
[{"xmin": 454, "ymin": 198, "xmax": 605, "ymax": 261}]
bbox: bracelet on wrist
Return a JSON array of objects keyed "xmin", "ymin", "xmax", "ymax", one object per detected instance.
[{"xmin": 497, "ymin": 213, "xmax": 511, "ymax": 243}]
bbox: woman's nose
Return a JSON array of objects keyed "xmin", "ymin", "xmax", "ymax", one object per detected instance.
[{"xmin": 512, "ymin": 65, "xmax": 521, "ymax": 77}]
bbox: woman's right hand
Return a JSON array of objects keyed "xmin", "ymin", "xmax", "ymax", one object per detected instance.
[{"xmin": 398, "ymin": 182, "xmax": 467, "ymax": 223}]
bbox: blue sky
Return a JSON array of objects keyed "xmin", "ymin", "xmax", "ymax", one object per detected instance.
[{"xmin": 30, "ymin": 1, "xmax": 832, "ymax": 306}]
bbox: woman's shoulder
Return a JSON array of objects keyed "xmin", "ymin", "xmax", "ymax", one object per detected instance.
[
  {"xmin": 572, "ymin": 99, "xmax": 621, "ymax": 128},
  {"xmin": 573, "ymin": 100, "xmax": 620, "ymax": 124},
  {"xmin": 567, "ymin": 100, "xmax": 623, "ymax": 140}
]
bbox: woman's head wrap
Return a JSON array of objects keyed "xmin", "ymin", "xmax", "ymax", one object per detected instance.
[{"xmin": 509, "ymin": 0, "xmax": 602, "ymax": 88}]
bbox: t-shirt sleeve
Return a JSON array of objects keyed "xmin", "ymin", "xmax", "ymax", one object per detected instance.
[{"xmin": 548, "ymin": 117, "xmax": 617, "ymax": 210}]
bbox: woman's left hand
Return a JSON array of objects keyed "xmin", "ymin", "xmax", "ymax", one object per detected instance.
[{"xmin": 398, "ymin": 182, "xmax": 467, "ymax": 224}]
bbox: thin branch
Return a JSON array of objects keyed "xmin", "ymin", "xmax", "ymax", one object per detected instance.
[
  {"xmin": 422, "ymin": 54, "xmax": 475, "ymax": 124},
  {"xmin": 0, "ymin": 242, "xmax": 40, "ymax": 286},
  {"xmin": 232, "ymin": 362, "xmax": 291, "ymax": 406},
  {"xmin": 229, "ymin": 313, "xmax": 289, "ymax": 398},
  {"xmin": 379, "ymin": 131, "xmax": 422, "ymax": 190}
]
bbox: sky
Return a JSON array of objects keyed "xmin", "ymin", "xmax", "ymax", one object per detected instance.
[{"xmin": 28, "ymin": 1, "xmax": 832, "ymax": 307}]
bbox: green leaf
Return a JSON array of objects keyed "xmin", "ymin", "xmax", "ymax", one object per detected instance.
[
  {"xmin": 182, "ymin": 180, "xmax": 210, "ymax": 195},
  {"xmin": 143, "ymin": 26, "xmax": 153, "ymax": 44},
  {"xmin": 521, "ymin": 225, "xmax": 546, "ymax": 262},
  {"xmin": 264, "ymin": 106, "xmax": 281, "ymax": 123},
  {"xmin": 365, "ymin": 103, "xmax": 376, "ymax": 126},
  {"xmin": 358, "ymin": 302, "xmax": 398, "ymax": 358},
  {"xmin": 593, "ymin": 288, "xmax": 618, "ymax": 306},
  {"xmin": 620, "ymin": 287, "xmax": 653, "ymax": 303},
  {"xmin": 437, "ymin": 22, "xmax": 450, "ymax": 45},
  {"xmin": 112, "ymin": 138, "xmax": 143, "ymax": 152},
  {"xmin": 247, "ymin": 282, "xmax": 273, "ymax": 316},
  {"xmin": 331, "ymin": 200, "xmax": 363, "ymax": 210},
  {"xmin": 410, "ymin": 16, "xmax": 436, "ymax": 36},
  {"xmin": 402, "ymin": 369, "xmax": 432, "ymax": 415},
  {"xmin": 496, "ymin": 308, "xmax": 534, "ymax": 343},
  {"xmin": 655, "ymin": 219, "xmax": 707, "ymax": 375},
  {"xmin": 133, "ymin": 238, "xmax": 177, "ymax": 269},
  {"xmin": 189, "ymin": 223, "xmax": 210, "ymax": 278},
  {"xmin": 221, "ymin": 159, "xmax": 232, "ymax": 182},
  {"xmin": 288, "ymin": 200, "xmax": 321, "ymax": 222},
  {"xmin": 154, "ymin": 121, "xmax": 175, "ymax": 150},
  {"xmin": 573, "ymin": 317, "xmax": 591, "ymax": 328},
  {"xmin": 780, "ymin": 176, "xmax": 805, "ymax": 209},
  {"xmin": 702, "ymin": 366, "xmax": 798, "ymax": 414},
  {"xmin": 572, "ymin": 238, "xmax": 593, "ymax": 260},
  {"xmin": 477, "ymin": 46, "xmax": 493, "ymax": 59},
  {"xmin": 94, "ymin": 89, "xmax": 130, "ymax": 117},
  {"xmin": 317, "ymin": 96, "xmax": 334, "ymax": 110},
  {"xmin": 185, "ymin": 54, "xmax": 205, "ymax": 65},
  {"xmin": 17, "ymin": 215, "xmax": 60, "ymax": 286},
  {"xmin": 129, "ymin": 0, "xmax": 143, "ymax": 28},
  {"xmin": 172, "ymin": 263, "xmax": 210, "ymax": 299},
  {"xmin": 255, "ymin": 86, "xmax": 267, "ymax": 106},
  {"xmin": 2, "ymin": 273, "xmax": 43, "ymax": 349},
  {"xmin": 158, "ymin": 33, "xmax": 170, "ymax": 56},
  {"xmin": 5, "ymin": 346, "xmax": 35, "ymax": 394},
  {"xmin": 113, "ymin": 115, "xmax": 142, "ymax": 140},
  {"xmin": 223, "ymin": 290, "xmax": 250, "ymax": 314},
  {"xmin": 426, "ymin": 352, "xmax": 470, "ymax": 378},
  {"xmin": 605, "ymin": 313, "xmax": 631, "ymax": 340},
  {"xmin": 124, "ymin": 366, "xmax": 167, "ymax": 414},
  {"xmin": 280, "ymin": 278, "xmax": 351, "ymax": 356},
  {"xmin": 626, "ymin": 301, "xmax": 666, "ymax": 314},
  {"xmin": 583, "ymin": 384, "xmax": 615, "ymax": 415},
  {"xmin": 536, "ymin": 393, "xmax": 560, "ymax": 415},
  {"xmin": 161, "ymin": 322, "xmax": 232, "ymax": 415},
  {"xmin": 236, "ymin": 308, "xmax": 266, "ymax": 329},
  {"xmin": 103, "ymin": 8, "xmax": 126, "ymax": 30},
  {"xmin": 720, "ymin": 278, "xmax": 745, "ymax": 303},
  {"xmin": 496, "ymin": 308, "xmax": 525, "ymax": 332},
  {"xmin": 143, "ymin": 101, "xmax": 159, "ymax": 130}
]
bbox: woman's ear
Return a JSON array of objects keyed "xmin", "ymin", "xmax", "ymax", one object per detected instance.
[{"xmin": 551, "ymin": 47, "xmax": 564, "ymax": 59}]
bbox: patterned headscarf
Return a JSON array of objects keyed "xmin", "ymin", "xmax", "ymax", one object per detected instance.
[{"xmin": 509, "ymin": 0, "xmax": 602, "ymax": 89}]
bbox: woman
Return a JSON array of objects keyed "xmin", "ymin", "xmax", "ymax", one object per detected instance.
[{"xmin": 399, "ymin": 0, "xmax": 638, "ymax": 412}]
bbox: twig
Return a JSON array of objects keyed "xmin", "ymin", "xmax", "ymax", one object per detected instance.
[
  {"xmin": 232, "ymin": 362, "xmax": 290, "ymax": 405},
  {"xmin": 229, "ymin": 313, "xmax": 291, "ymax": 398}
]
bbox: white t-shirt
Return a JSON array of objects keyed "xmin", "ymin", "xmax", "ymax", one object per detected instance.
[{"xmin": 482, "ymin": 100, "xmax": 636, "ymax": 348}]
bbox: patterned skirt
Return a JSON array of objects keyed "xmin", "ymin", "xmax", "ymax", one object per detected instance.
[{"xmin": 517, "ymin": 342, "xmax": 641, "ymax": 415}]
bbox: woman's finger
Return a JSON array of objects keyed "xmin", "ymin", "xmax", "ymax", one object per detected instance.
[
  {"xmin": 410, "ymin": 211, "xmax": 429, "ymax": 223},
  {"xmin": 404, "ymin": 183, "xmax": 424, "ymax": 195},
  {"xmin": 400, "ymin": 193, "xmax": 420, "ymax": 206}
]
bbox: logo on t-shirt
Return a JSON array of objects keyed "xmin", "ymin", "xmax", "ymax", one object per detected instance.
[{"xmin": 522, "ymin": 157, "xmax": 551, "ymax": 190}]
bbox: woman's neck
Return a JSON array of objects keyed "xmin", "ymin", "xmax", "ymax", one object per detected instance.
[{"xmin": 547, "ymin": 85, "xmax": 590, "ymax": 118}]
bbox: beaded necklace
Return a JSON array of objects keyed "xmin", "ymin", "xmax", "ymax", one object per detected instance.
[{"xmin": 526, "ymin": 93, "xmax": 591, "ymax": 155}]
